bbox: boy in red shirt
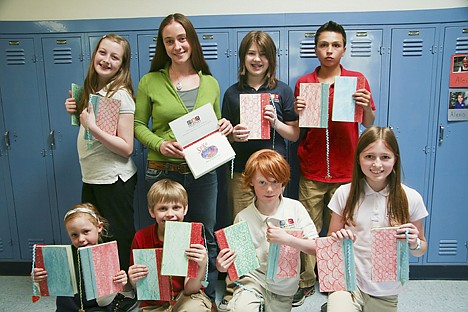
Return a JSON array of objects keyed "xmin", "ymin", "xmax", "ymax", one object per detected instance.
[
  {"xmin": 127, "ymin": 179, "xmax": 212, "ymax": 311},
  {"xmin": 293, "ymin": 20, "xmax": 376, "ymax": 307}
]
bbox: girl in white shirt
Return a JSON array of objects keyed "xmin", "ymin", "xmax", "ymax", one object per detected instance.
[{"xmin": 326, "ymin": 126, "xmax": 428, "ymax": 312}]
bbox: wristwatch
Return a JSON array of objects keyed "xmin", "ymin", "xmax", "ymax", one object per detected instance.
[{"xmin": 409, "ymin": 237, "xmax": 421, "ymax": 251}]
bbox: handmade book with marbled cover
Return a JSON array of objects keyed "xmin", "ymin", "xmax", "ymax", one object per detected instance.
[
  {"xmin": 133, "ymin": 248, "xmax": 171, "ymax": 301},
  {"xmin": 79, "ymin": 241, "xmax": 123, "ymax": 300},
  {"xmin": 316, "ymin": 237, "xmax": 356, "ymax": 292},
  {"xmin": 33, "ymin": 244, "xmax": 77, "ymax": 297},
  {"xmin": 84, "ymin": 94, "xmax": 121, "ymax": 141},
  {"xmin": 371, "ymin": 226, "xmax": 409, "ymax": 283},
  {"xmin": 266, "ymin": 229, "xmax": 303, "ymax": 279},
  {"xmin": 161, "ymin": 221, "xmax": 204, "ymax": 278},
  {"xmin": 332, "ymin": 76, "xmax": 365, "ymax": 123},
  {"xmin": 215, "ymin": 221, "xmax": 260, "ymax": 281},
  {"xmin": 239, "ymin": 93, "xmax": 271, "ymax": 139},
  {"xmin": 299, "ymin": 83, "xmax": 329, "ymax": 128}
]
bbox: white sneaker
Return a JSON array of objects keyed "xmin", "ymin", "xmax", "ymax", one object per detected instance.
[{"xmin": 218, "ymin": 299, "xmax": 229, "ymax": 312}]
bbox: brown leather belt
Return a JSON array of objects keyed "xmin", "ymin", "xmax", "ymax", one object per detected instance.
[{"xmin": 147, "ymin": 160, "xmax": 191, "ymax": 174}]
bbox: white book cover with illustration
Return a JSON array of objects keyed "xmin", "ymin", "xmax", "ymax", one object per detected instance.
[{"xmin": 169, "ymin": 104, "xmax": 235, "ymax": 179}]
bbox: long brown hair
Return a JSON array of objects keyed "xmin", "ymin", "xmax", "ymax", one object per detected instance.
[
  {"xmin": 78, "ymin": 34, "xmax": 134, "ymax": 113},
  {"xmin": 238, "ymin": 31, "xmax": 278, "ymax": 90},
  {"xmin": 342, "ymin": 126, "xmax": 410, "ymax": 226},
  {"xmin": 149, "ymin": 13, "xmax": 211, "ymax": 75}
]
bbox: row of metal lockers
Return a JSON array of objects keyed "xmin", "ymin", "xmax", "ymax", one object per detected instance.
[{"xmin": 0, "ymin": 11, "xmax": 467, "ymax": 266}]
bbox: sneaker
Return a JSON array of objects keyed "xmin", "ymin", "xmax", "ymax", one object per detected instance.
[
  {"xmin": 217, "ymin": 298, "xmax": 229, "ymax": 312},
  {"xmin": 291, "ymin": 285, "xmax": 315, "ymax": 307},
  {"xmin": 321, "ymin": 302, "xmax": 327, "ymax": 312},
  {"xmin": 112, "ymin": 293, "xmax": 138, "ymax": 312}
]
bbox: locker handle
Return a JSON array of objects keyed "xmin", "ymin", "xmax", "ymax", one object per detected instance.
[
  {"xmin": 4, "ymin": 131, "xmax": 10, "ymax": 149},
  {"xmin": 439, "ymin": 125, "xmax": 444, "ymax": 145},
  {"xmin": 49, "ymin": 130, "xmax": 56, "ymax": 150}
]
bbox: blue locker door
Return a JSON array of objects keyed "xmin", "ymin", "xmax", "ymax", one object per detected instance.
[
  {"xmin": 387, "ymin": 28, "xmax": 437, "ymax": 264},
  {"xmin": 0, "ymin": 90, "xmax": 16, "ymax": 259},
  {"xmin": 388, "ymin": 28, "xmax": 436, "ymax": 195},
  {"xmin": 137, "ymin": 33, "xmax": 156, "ymax": 80},
  {"xmin": 288, "ymin": 29, "xmax": 320, "ymax": 88},
  {"xmin": 427, "ymin": 25, "xmax": 468, "ymax": 264},
  {"xmin": 41, "ymin": 36, "xmax": 85, "ymax": 243},
  {"xmin": 237, "ymin": 30, "xmax": 281, "ymax": 82},
  {"xmin": 0, "ymin": 38, "xmax": 54, "ymax": 258},
  {"xmin": 199, "ymin": 31, "xmax": 231, "ymax": 100}
]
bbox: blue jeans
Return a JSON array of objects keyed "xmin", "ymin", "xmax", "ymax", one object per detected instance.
[{"xmin": 145, "ymin": 168, "xmax": 218, "ymax": 300}]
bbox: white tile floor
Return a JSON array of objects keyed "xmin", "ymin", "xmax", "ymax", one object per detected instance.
[{"xmin": 1, "ymin": 276, "xmax": 467, "ymax": 312}]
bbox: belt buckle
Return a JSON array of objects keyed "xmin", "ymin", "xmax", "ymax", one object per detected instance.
[{"xmin": 178, "ymin": 163, "xmax": 190, "ymax": 174}]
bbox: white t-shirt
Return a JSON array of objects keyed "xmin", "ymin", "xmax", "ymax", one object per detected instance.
[
  {"xmin": 77, "ymin": 87, "xmax": 137, "ymax": 184},
  {"xmin": 235, "ymin": 196, "xmax": 318, "ymax": 296},
  {"xmin": 328, "ymin": 180, "xmax": 428, "ymax": 296}
]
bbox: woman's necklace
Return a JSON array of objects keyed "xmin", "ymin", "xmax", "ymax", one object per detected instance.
[
  {"xmin": 170, "ymin": 67, "xmax": 184, "ymax": 91},
  {"xmin": 176, "ymin": 80, "xmax": 183, "ymax": 91}
]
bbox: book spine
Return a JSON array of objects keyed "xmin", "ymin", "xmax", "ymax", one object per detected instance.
[
  {"xmin": 266, "ymin": 243, "xmax": 280, "ymax": 279},
  {"xmin": 79, "ymin": 247, "xmax": 98, "ymax": 300},
  {"xmin": 397, "ymin": 240, "xmax": 410, "ymax": 284},
  {"xmin": 321, "ymin": 83, "xmax": 329, "ymax": 128},
  {"xmin": 187, "ymin": 222, "xmax": 203, "ymax": 278},
  {"xmin": 34, "ymin": 246, "xmax": 49, "ymax": 296},
  {"xmin": 260, "ymin": 93, "xmax": 271, "ymax": 139},
  {"xmin": 214, "ymin": 229, "xmax": 239, "ymax": 281},
  {"xmin": 342, "ymin": 238, "xmax": 357, "ymax": 291},
  {"xmin": 156, "ymin": 249, "xmax": 171, "ymax": 301},
  {"xmin": 354, "ymin": 77, "xmax": 365, "ymax": 123}
]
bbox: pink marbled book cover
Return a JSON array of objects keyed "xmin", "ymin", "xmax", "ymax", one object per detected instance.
[
  {"xmin": 316, "ymin": 237, "xmax": 347, "ymax": 291},
  {"xmin": 371, "ymin": 227, "xmax": 398, "ymax": 282},
  {"xmin": 239, "ymin": 93, "xmax": 271, "ymax": 139}
]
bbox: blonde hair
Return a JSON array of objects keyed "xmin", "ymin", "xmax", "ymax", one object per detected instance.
[
  {"xmin": 78, "ymin": 34, "xmax": 134, "ymax": 113},
  {"xmin": 242, "ymin": 149, "xmax": 290, "ymax": 192},
  {"xmin": 147, "ymin": 179, "xmax": 188, "ymax": 211},
  {"xmin": 63, "ymin": 203, "xmax": 110, "ymax": 242}
]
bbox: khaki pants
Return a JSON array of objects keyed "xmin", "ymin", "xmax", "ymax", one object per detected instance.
[
  {"xmin": 139, "ymin": 291, "xmax": 211, "ymax": 312},
  {"xmin": 327, "ymin": 289, "xmax": 398, "ymax": 312},
  {"xmin": 298, "ymin": 176, "xmax": 342, "ymax": 288},
  {"xmin": 227, "ymin": 276, "xmax": 293, "ymax": 312}
]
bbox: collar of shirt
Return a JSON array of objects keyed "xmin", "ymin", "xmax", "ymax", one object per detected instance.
[{"xmin": 362, "ymin": 179, "xmax": 390, "ymax": 197}]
